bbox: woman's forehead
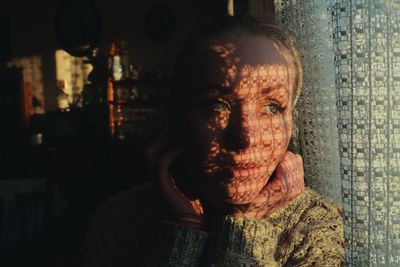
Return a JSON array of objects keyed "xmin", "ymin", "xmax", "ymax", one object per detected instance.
[
  {"xmin": 205, "ymin": 33, "xmax": 288, "ymax": 66},
  {"xmin": 239, "ymin": 64, "xmax": 288, "ymax": 82},
  {"xmin": 188, "ymin": 35, "xmax": 290, "ymax": 84},
  {"xmin": 193, "ymin": 53, "xmax": 290, "ymax": 93},
  {"xmin": 198, "ymin": 64, "xmax": 291, "ymax": 104}
]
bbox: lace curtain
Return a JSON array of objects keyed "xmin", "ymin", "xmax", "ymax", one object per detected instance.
[
  {"xmin": 274, "ymin": 1, "xmax": 342, "ymax": 205},
  {"xmin": 270, "ymin": 0, "xmax": 400, "ymax": 265}
]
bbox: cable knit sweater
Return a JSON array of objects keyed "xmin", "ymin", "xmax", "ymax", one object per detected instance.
[{"xmin": 82, "ymin": 182, "xmax": 345, "ymax": 266}]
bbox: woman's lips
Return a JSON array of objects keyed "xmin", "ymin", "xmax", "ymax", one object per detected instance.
[
  {"xmin": 230, "ymin": 165, "xmax": 263, "ymax": 177},
  {"xmin": 214, "ymin": 164, "xmax": 266, "ymax": 182}
]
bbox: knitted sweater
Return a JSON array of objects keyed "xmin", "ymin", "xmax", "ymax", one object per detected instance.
[{"xmin": 82, "ymin": 182, "xmax": 345, "ymax": 266}]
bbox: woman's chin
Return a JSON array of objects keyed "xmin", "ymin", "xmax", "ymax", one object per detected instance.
[
  {"xmin": 214, "ymin": 179, "xmax": 269, "ymax": 204},
  {"xmin": 222, "ymin": 192, "xmax": 259, "ymax": 205}
]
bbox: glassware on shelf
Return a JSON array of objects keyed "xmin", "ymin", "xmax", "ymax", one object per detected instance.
[
  {"xmin": 108, "ymin": 40, "xmax": 130, "ymax": 82},
  {"xmin": 129, "ymin": 65, "xmax": 142, "ymax": 80},
  {"xmin": 112, "ymin": 55, "xmax": 123, "ymax": 81}
]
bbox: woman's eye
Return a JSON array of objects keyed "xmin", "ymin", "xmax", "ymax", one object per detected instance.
[
  {"xmin": 200, "ymin": 99, "xmax": 231, "ymax": 120},
  {"xmin": 207, "ymin": 99, "xmax": 231, "ymax": 113},
  {"xmin": 263, "ymin": 102, "xmax": 284, "ymax": 115}
]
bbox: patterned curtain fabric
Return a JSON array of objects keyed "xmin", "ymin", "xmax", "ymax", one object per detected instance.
[
  {"xmin": 273, "ymin": 0, "xmax": 400, "ymax": 265},
  {"xmin": 274, "ymin": 0, "xmax": 342, "ymax": 205}
]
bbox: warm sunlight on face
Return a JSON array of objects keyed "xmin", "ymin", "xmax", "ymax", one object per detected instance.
[{"xmin": 182, "ymin": 34, "xmax": 295, "ymax": 205}]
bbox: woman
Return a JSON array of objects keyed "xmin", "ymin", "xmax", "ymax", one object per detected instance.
[{"xmin": 83, "ymin": 16, "xmax": 345, "ymax": 266}]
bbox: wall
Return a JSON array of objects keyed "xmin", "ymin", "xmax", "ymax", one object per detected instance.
[{"xmin": 2, "ymin": 0, "xmax": 224, "ymax": 111}]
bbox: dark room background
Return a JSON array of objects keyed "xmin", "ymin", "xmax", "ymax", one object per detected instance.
[{"xmin": 0, "ymin": 1, "xmax": 273, "ymax": 266}]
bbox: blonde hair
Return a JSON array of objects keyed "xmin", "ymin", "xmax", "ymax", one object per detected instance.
[{"xmin": 171, "ymin": 15, "xmax": 303, "ymax": 109}]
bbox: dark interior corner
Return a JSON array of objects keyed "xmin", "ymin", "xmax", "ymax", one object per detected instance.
[{"xmin": 0, "ymin": 0, "xmax": 276, "ymax": 266}]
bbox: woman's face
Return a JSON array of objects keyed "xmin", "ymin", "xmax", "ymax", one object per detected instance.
[{"xmin": 179, "ymin": 34, "xmax": 295, "ymax": 205}]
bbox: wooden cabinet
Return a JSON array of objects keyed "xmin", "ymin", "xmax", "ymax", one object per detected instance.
[{"xmin": 107, "ymin": 79, "xmax": 167, "ymax": 141}]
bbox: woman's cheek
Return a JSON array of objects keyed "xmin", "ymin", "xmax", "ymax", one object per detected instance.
[
  {"xmin": 261, "ymin": 115, "xmax": 291, "ymax": 174},
  {"xmin": 274, "ymin": 114, "xmax": 293, "ymax": 165},
  {"xmin": 282, "ymin": 113, "xmax": 293, "ymax": 148},
  {"xmin": 186, "ymin": 113, "xmax": 219, "ymax": 158},
  {"xmin": 197, "ymin": 113, "xmax": 229, "ymax": 142},
  {"xmin": 215, "ymin": 112, "xmax": 230, "ymax": 129}
]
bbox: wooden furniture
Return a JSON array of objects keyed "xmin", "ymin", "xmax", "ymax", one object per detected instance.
[{"xmin": 107, "ymin": 79, "xmax": 167, "ymax": 141}]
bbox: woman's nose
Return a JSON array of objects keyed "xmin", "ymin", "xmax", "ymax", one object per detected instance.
[{"xmin": 222, "ymin": 106, "xmax": 255, "ymax": 152}]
